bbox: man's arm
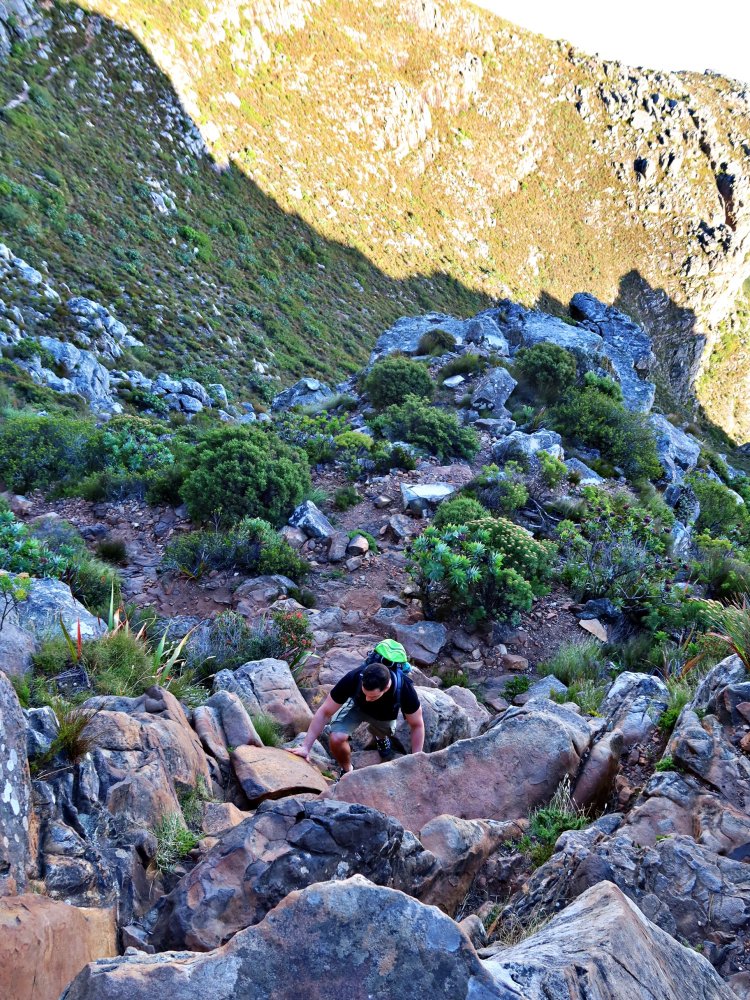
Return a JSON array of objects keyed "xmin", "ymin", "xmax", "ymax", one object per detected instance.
[
  {"xmin": 404, "ymin": 706, "xmax": 425, "ymax": 754},
  {"xmin": 289, "ymin": 694, "xmax": 342, "ymax": 759}
]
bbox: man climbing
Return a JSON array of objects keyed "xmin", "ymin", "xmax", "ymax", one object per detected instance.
[{"xmin": 290, "ymin": 639, "xmax": 425, "ymax": 774}]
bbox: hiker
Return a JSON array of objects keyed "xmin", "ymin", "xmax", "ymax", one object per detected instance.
[{"xmin": 290, "ymin": 639, "xmax": 425, "ymax": 773}]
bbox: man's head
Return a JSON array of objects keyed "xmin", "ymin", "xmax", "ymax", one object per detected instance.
[{"xmin": 361, "ymin": 663, "xmax": 392, "ymax": 701}]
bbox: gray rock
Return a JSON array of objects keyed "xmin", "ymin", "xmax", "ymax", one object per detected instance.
[
  {"xmin": 207, "ymin": 383, "xmax": 228, "ymax": 406},
  {"xmin": 647, "ymin": 414, "xmax": 701, "ymax": 483},
  {"xmin": 442, "ymin": 374, "xmax": 465, "ymax": 388},
  {"xmin": 400, "ymin": 482, "xmax": 457, "ymax": 511},
  {"xmin": 63, "ymin": 876, "xmax": 505, "ymax": 1000},
  {"xmin": 492, "ymin": 429, "xmax": 564, "ymax": 463},
  {"xmin": 35, "ymin": 337, "xmax": 117, "ymax": 412},
  {"xmin": 392, "ymin": 621, "xmax": 448, "ymax": 666},
  {"xmin": 288, "ymin": 500, "xmax": 335, "ymax": 540},
  {"xmin": 154, "ymin": 373, "xmax": 183, "ymax": 394},
  {"xmin": 16, "ymin": 578, "xmax": 106, "ymax": 642},
  {"xmin": 370, "ymin": 311, "xmax": 509, "ymax": 363},
  {"xmin": 271, "ymin": 378, "xmax": 333, "ymax": 412},
  {"xmin": 0, "ymin": 618, "xmax": 36, "ymax": 677},
  {"xmin": 569, "ymin": 292, "xmax": 657, "ymax": 413},
  {"xmin": 147, "ymin": 798, "xmax": 438, "ymax": 951},
  {"xmin": 599, "ymin": 671, "xmax": 669, "ymax": 747},
  {"xmin": 0, "ymin": 670, "xmax": 33, "ymax": 896},
  {"xmin": 565, "ymin": 457, "xmax": 603, "ymax": 484},
  {"xmin": 175, "ymin": 393, "xmax": 203, "ymax": 414},
  {"xmin": 443, "ymin": 686, "xmax": 491, "ymax": 736},
  {"xmin": 473, "ymin": 416, "xmax": 517, "ymax": 435},
  {"xmin": 471, "ymin": 367, "xmax": 517, "ymax": 415},
  {"xmin": 484, "ymin": 880, "xmax": 736, "ymax": 999},
  {"xmin": 395, "ymin": 686, "xmax": 471, "ymax": 753},
  {"xmin": 24, "ymin": 704, "xmax": 59, "ymax": 759},
  {"xmin": 0, "ymin": 2, "xmax": 45, "ymax": 61},
  {"xmin": 525, "ymin": 676, "xmax": 568, "ymax": 701},
  {"xmin": 212, "ymin": 658, "xmax": 313, "ymax": 735}
]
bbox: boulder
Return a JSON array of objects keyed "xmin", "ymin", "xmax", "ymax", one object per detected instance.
[
  {"xmin": 64, "ymin": 876, "xmax": 506, "ymax": 1000},
  {"xmin": 231, "ymin": 574, "xmax": 297, "ymax": 616},
  {"xmin": 564, "ymin": 457, "xmax": 603, "ymax": 484},
  {"xmin": 288, "ymin": 501, "xmax": 335, "ymax": 540},
  {"xmin": 400, "ymin": 482, "xmax": 457, "ymax": 511},
  {"xmin": 492, "ymin": 429, "xmax": 564, "ymax": 463},
  {"xmin": 647, "ymin": 413, "xmax": 701, "ymax": 483},
  {"xmin": 483, "ymin": 880, "xmax": 735, "ymax": 999},
  {"xmin": 213, "ymin": 658, "xmax": 313, "ymax": 735},
  {"xmin": 147, "ymin": 797, "xmax": 437, "ymax": 950},
  {"xmin": 230, "ymin": 745, "xmax": 328, "ymax": 804},
  {"xmin": 599, "ymin": 671, "xmax": 669, "ymax": 747},
  {"xmin": 471, "ymin": 367, "xmax": 517, "ymax": 416},
  {"xmin": 443, "ymin": 686, "xmax": 491, "ymax": 736},
  {"xmin": 391, "ymin": 620, "xmax": 448, "ymax": 666},
  {"xmin": 0, "ymin": 671, "xmax": 34, "ymax": 895},
  {"xmin": 501, "ymin": 825, "xmax": 750, "ymax": 977},
  {"xmin": 499, "ymin": 298, "xmax": 604, "ymax": 365},
  {"xmin": 569, "ymin": 292, "xmax": 656, "ymax": 413},
  {"xmin": 271, "ymin": 378, "xmax": 333, "ymax": 412},
  {"xmin": 0, "ymin": 618, "xmax": 36, "ymax": 676},
  {"xmin": 17, "ymin": 578, "xmax": 106, "ymax": 642},
  {"xmin": 0, "ymin": 895, "xmax": 117, "ymax": 1000},
  {"xmin": 369, "ymin": 311, "xmax": 509, "ymax": 363},
  {"xmin": 418, "ymin": 814, "xmax": 522, "ymax": 915},
  {"xmin": 326, "ymin": 700, "xmax": 591, "ymax": 833},
  {"xmin": 395, "ymin": 686, "xmax": 471, "ymax": 753},
  {"xmin": 572, "ymin": 731, "xmax": 623, "ymax": 810}
]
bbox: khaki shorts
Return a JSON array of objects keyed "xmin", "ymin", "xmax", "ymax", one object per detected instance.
[{"xmin": 328, "ymin": 699, "xmax": 397, "ymax": 738}]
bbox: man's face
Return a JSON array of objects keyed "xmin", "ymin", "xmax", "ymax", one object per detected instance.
[{"xmin": 362, "ymin": 678, "xmax": 391, "ymax": 702}]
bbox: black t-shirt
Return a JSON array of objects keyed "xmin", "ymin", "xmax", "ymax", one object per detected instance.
[{"xmin": 330, "ymin": 667, "xmax": 421, "ymax": 721}]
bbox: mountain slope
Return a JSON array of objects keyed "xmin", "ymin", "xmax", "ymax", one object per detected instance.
[{"xmin": 2, "ymin": 1, "xmax": 750, "ymax": 432}]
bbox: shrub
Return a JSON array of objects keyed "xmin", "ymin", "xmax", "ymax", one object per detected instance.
[
  {"xmin": 515, "ymin": 343, "xmax": 577, "ymax": 402},
  {"xmin": 154, "ymin": 814, "xmax": 199, "ymax": 873},
  {"xmin": 417, "ymin": 328, "xmax": 456, "ymax": 355},
  {"xmin": 551, "ymin": 374, "xmax": 662, "ymax": 480},
  {"xmin": 0, "ymin": 413, "xmax": 99, "ymax": 493},
  {"xmin": 538, "ymin": 638, "xmax": 607, "ymax": 685},
  {"xmin": 334, "ymin": 486, "xmax": 361, "ymax": 511},
  {"xmin": 162, "ymin": 518, "xmax": 308, "ymax": 581},
  {"xmin": 275, "ymin": 411, "xmax": 348, "ymax": 465},
  {"xmin": 439, "ymin": 353, "xmax": 489, "ymax": 381},
  {"xmin": 518, "ymin": 776, "xmax": 587, "ymax": 866},
  {"xmin": 370, "ymin": 395, "xmax": 479, "ymax": 461},
  {"xmin": 504, "ymin": 675, "xmax": 530, "ymax": 698},
  {"xmin": 96, "ymin": 537, "xmax": 128, "ymax": 565},
  {"xmin": 363, "ymin": 357, "xmax": 434, "ymax": 409},
  {"xmin": 185, "ymin": 611, "xmax": 283, "ymax": 679},
  {"xmin": 251, "ymin": 712, "xmax": 283, "ymax": 747},
  {"xmin": 31, "ymin": 702, "xmax": 99, "ymax": 778},
  {"xmin": 269, "ymin": 607, "xmax": 314, "ymax": 675},
  {"xmin": 537, "ymin": 450, "xmax": 568, "ymax": 488},
  {"xmin": 471, "ymin": 463, "xmax": 528, "ymax": 514},
  {"xmin": 407, "ymin": 518, "xmax": 553, "ymax": 624},
  {"xmin": 658, "ymin": 679, "xmax": 692, "ymax": 734},
  {"xmin": 686, "ymin": 472, "xmax": 750, "ymax": 538},
  {"xmin": 432, "ymin": 495, "xmax": 490, "ymax": 530},
  {"xmin": 370, "ymin": 441, "xmax": 417, "ymax": 473},
  {"xmin": 180, "ymin": 425, "xmax": 310, "ymax": 525}
]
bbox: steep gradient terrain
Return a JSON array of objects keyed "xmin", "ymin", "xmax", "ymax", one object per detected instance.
[{"xmin": 2, "ymin": 0, "xmax": 750, "ymax": 433}]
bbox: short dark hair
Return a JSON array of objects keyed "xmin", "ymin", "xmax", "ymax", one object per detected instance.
[{"xmin": 362, "ymin": 663, "xmax": 390, "ymax": 691}]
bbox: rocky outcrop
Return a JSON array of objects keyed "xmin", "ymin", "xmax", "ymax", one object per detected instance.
[
  {"xmin": 64, "ymin": 875, "xmax": 506, "ymax": 1000},
  {"xmin": 326, "ymin": 700, "xmax": 591, "ymax": 832},
  {"xmin": 598, "ymin": 671, "xmax": 669, "ymax": 747},
  {"xmin": 17, "ymin": 578, "xmax": 107, "ymax": 644},
  {"xmin": 370, "ymin": 311, "xmax": 509, "ymax": 361},
  {"xmin": 271, "ymin": 377, "xmax": 333, "ymax": 411},
  {"xmin": 483, "ymin": 880, "xmax": 736, "ymax": 999},
  {"xmin": 394, "ymin": 685, "xmax": 471, "ymax": 752},
  {"xmin": 0, "ymin": 895, "xmax": 117, "ymax": 1000},
  {"xmin": 0, "ymin": 671, "xmax": 34, "ymax": 896},
  {"xmin": 212, "ymin": 658, "xmax": 313, "ymax": 735},
  {"xmin": 147, "ymin": 797, "xmax": 437, "ymax": 950},
  {"xmin": 0, "ymin": 1, "xmax": 44, "ymax": 60},
  {"xmin": 647, "ymin": 413, "xmax": 702, "ymax": 483},
  {"xmin": 492, "ymin": 429, "xmax": 564, "ymax": 463}
]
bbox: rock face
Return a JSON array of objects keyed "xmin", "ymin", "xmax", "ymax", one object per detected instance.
[
  {"xmin": 0, "ymin": 1, "xmax": 44, "ymax": 59},
  {"xmin": 0, "ymin": 895, "xmax": 117, "ymax": 1000},
  {"xmin": 326, "ymin": 700, "xmax": 591, "ymax": 832},
  {"xmin": 599, "ymin": 671, "xmax": 669, "ymax": 747},
  {"xmin": 492, "ymin": 429, "xmax": 564, "ymax": 463},
  {"xmin": 0, "ymin": 671, "xmax": 34, "ymax": 896},
  {"xmin": 647, "ymin": 413, "xmax": 701, "ymax": 483},
  {"xmin": 471, "ymin": 367, "xmax": 517, "ymax": 416},
  {"xmin": 271, "ymin": 377, "xmax": 333, "ymax": 411},
  {"xmin": 148, "ymin": 797, "xmax": 437, "ymax": 950},
  {"xmin": 370, "ymin": 311, "xmax": 509, "ymax": 362},
  {"xmin": 502, "ymin": 823, "xmax": 750, "ymax": 977},
  {"xmin": 65, "ymin": 876, "xmax": 506, "ymax": 1000},
  {"xmin": 17, "ymin": 578, "xmax": 107, "ymax": 642},
  {"xmin": 391, "ymin": 620, "xmax": 448, "ymax": 666},
  {"xmin": 213, "ymin": 658, "xmax": 313, "ymax": 734},
  {"xmin": 395, "ymin": 685, "xmax": 471, "ymax": 752},
  {"xmin": 483, "ymin": 880, "xmax": 736, "ymax": 999}
]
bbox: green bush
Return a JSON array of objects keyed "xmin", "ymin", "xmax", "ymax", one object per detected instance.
[
  {"xmin": 537, "ymin": 450, "xmax": 567, "ymax": 488},
  {"xmin": 538, "ymin": 638, "xmax": 607, "ymax": 685},
  {"xmin": 334, "ymin": 485, "xmax": 361, "ymax": 511},
  {"xmin": 154, "ymin": 814, "xmax": 199, "ymax": 873},
  {"xmin": 370, "ymin": 395, "xmax": 479, "ymax": 461},
  {"xmin": 551, "ymin": 374, "xmax": 662, "ymax": 481},
  {"xmin": 162, "ymin": 518, "xmax": 308, "ymax": 581},
  {"xmin": 515, "ymin": 343, "xmax": 577, "ymax": 402},
  {"xmin": 471, "ymin": 463, "xmax": 528, "ymax": 513},
  {"xmin": 363, "ymin": 357, "xmax": 434, "ymax": 410},
  {"xmin": 407, "ymin": 518, "xmax": 553, "ymax": 624},
  {"xmin": 439, "ymin": 353, "xmax": 489, "ymax": 381},
  {"xmin": 180, "ymin": 425, "xmax": 310, "ymax": 525},
  {"xmin": 417, "ymin": 328, "xmax": 457, "ymax": 355},
  {"xmin": 686, "ymin": 472, "xmax": 750, "ymax": 538},
  {"xmin": 275, "ymin": 411, "xmax": 349, "ymax": 465},
  {"xmin": 0, "ymin": 412, "xmax": 99, "ymax": 493},
  {"xmin": 517, "ymin": 776, "xmax": 587, "ymax": 867},
  {"xmin": 185, "ymin": 611, "xmax": 283, "ymax": 679},
  {"xmin": 504, "ymin": 676, "xmax": 530, "ymax": 698},
  {"xmin": 432, "ymin": 495, "xmax": 490, "ymax": 530}
]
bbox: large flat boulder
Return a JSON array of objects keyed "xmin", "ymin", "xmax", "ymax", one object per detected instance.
[
  {"xmin": 483, "ymin": 880, "xmax": 735, "ymax": 999},
  {"xmin": 326, "ymin": 700, "xmax": 591, "ymax": 833},
  {"xmin": 16, "ymin": 578, "xmax": 106, "ymax": 641},
  {"xmin": 230, "ymin": 745, "xmax": 328, "ymax": 804},
  {"xmin": 64, "ymin": 875, "xmax": 507, "ymax": 1000},
  {"xmin": 0, "ymin": 895, "xmax": 117, "ymax": 1000},
  {"xmin": 147, "ymin": 797, "xmax": 437, "ymax": 951},
  {"xmin": 391, "ymin": 621, "xmax": 448, "ymax": 667}
]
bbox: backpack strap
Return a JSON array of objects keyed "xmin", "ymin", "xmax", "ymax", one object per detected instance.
[{"xmin": 391, "ymin": 668, "xmax": 403, "ymax": 713}]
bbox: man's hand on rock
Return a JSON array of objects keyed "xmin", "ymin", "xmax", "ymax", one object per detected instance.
[{"xmin": 289, "ymin": 746, "xmax": 310, "ymax": 760}]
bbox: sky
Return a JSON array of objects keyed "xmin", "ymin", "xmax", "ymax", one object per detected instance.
[{"xmin": 471, "ymin": 1, "xmax": 750, "ymax": 85}]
